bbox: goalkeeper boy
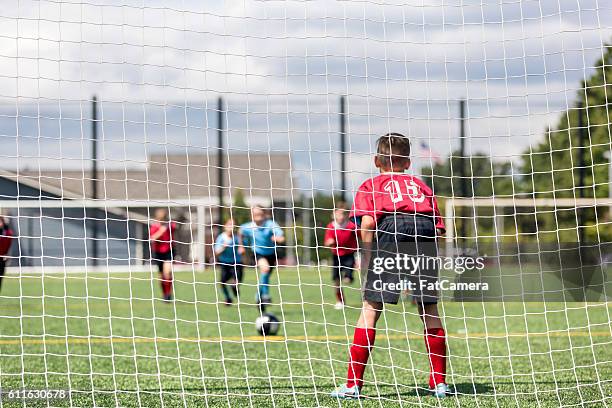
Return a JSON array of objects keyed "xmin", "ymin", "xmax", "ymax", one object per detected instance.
[{"xmin": 331, "ymin": 133, "xmax": 452, "ymax": 399}]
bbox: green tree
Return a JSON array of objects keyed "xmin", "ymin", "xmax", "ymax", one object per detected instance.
[
  {"xmin": 517, "ymin": 44, "xmax": 612, "ymax": 242},
  {"xmin": 421, "ymin": 153, "xmax": 515, "ymax": 241},
  {"xmin": 422, "ymin": 152, "xmax": 515, "ymax": 199}
]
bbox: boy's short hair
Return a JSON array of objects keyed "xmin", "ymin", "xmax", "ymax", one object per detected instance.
[
  {"xmin": 376, "ymin": 132, "xmax": 411, "ymax": 168},
  {"xmin": 335, "ymin": 201, "xmax": 348, "ymax": 211}
]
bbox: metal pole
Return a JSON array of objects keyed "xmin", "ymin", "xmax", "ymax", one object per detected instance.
[
  {"xmin": 217, "ymin": 97, "xmax": 224, "ymax": 231},
  {"xmin": 91, "ymin": 95, "xmax": 98, "ymax": 267},
  {"xmin": 459, "ymin": 99, "xmax": 467, "ymax": 242},
  {"xmin": 578, "ymin": 102, "xmax": 586, "ymax": 243},
  {"xmin": 340, "ymin": 96, "xmax": 347, "ymax": 202}
]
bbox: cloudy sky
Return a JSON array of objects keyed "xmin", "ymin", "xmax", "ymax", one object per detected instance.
[{"xmin": 0, "ymin": 0, "xmax": 610, "ymax": 196}]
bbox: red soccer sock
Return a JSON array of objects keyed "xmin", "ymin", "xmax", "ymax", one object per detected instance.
[
  {"xmin": 164, "ymin": 279, "xmax": 170, "ymax": 297},
  {"xmin": 161, "ymin": 275, "xmax": 173, "ymax": 297},
  {"xmin": 424, "ymin": 328, "xmax": 447, "ymax": 388},
  {"xmin": 166, "ymin": 275, "xmax": 173, "ymax": 296},
  {"xmin": 346, "ymin": 327, "xmax": 376, "ymax": 388},
  {"xmin": 335, "ymin": 287, "xmax": 344, "ymax": 303},
  {"xmin": 160, "ymin": 277, "xmax": 166, "ymax": 295}
]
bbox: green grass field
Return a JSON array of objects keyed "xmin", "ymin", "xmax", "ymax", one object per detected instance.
[{"xmin": 0, "ymin": 267, "xmax": 610, "ymax": 407}]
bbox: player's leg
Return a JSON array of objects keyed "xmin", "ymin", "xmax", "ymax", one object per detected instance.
[
  {"xmin": 219, "ymin": 265, "xmax": 233, "ymax": 305},
  {"xmin": 333, "ymin": 277, "xmax": 343, "ymax": 309},
  {"xmin": 342, "ymin": 254, "xmax": 355, "ymax": 285},
  {"xmin": 332, "ymin": 300, "xmax": 382, "ymax": 398},
  {"xmin": 256, "ymin": 255, "xmax": 272, "ymax": 304},
  {"xmin": 161, "ymin": 258, "xmax": 173, "ymax": 301},
  {"xmin": 331, "ymin": 257, "xmax": 343, "ymax": 309},
  {"xmin": 418, "ymin": 302, "xmax": 451, "ymax": 397},
  {"xmin": 232, "ymin": 264, "xmax": 243, "ymax": 299},
  {"xmin": 154, "ymin": 254, "xmax": 166, "ymax": 297}
]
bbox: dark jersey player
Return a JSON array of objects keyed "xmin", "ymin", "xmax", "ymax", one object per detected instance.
[
  {"xmin": 324, "ymin": 202, "xmax": 358, "ymax": 309},
  {"xmin": 214, "ymin": 218, "xmax": 245, "ymax": 306},
  {"xmin": 331, "ymin": 133, "xmax": 452, "ymax": 399}
]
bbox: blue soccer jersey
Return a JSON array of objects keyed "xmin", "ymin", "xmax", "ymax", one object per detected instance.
[
  {"xmin": 214, "ymin": 233, "xmax": 242, "ymax": 264},
  {"xmin": 240, "ymin": 219, "xmax": 283, "ymax": 256}
]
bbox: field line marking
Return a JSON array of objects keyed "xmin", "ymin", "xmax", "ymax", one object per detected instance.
[{"xmin": 0, "ymin": 330, "xmax": 609, "ymax": 346}]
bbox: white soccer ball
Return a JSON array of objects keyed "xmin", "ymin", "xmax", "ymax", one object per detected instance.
[{"xmin": 255, "ymin": 313, "xmax": 280, "ymax": 336}]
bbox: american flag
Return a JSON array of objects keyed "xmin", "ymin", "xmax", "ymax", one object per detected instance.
[{"xmin": 418, "ymin": 141, "xmax": 443, "ymax": 165}]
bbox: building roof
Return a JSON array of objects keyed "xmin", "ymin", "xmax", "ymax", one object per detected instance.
[{"xmin": 2, "ymin": 152, "xmax": 293, "ymax": 203}]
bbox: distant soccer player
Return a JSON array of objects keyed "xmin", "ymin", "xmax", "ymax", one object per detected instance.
[
  {"xmin": 324, "ymin": 202, "xmax": 358, "ymax": 310},
  {"xmin": 214, "ymin": 218, "xmax": 245, "ymax": 306},
  {"xmin": 240, "ymin": 206, "xmax": 285, "ymax": 310},
  {"xmin": 0, "ymin": 216, "xmax": 14, "ymax": 293},
  {"xmin": 149, "ymin": 208, "xmax": 176, "ymax": 301},
  {"xmin": 331, "ymin": 133, "xmax": 451, "ymax": 399}
]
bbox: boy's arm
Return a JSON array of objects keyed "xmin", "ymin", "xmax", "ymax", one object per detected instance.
[
  {"xmin": 360, "ymin": 215, "xmax": 375, "ymax": 242},
  {"xmin": 359, "ymin": 215, "xmax": 376, "ymax": 269},
  {"xmin": 150, "ymin": 224, "xmax": 168, "ymax": 240},
  {"xmin": 271, "ymin": 222, "xmax": 285, "ymax": 244},
  {"xmin": 213, "ymin": 236, "xmax": 227, "ymax": 256},
  {"xmin": 431, "ymin": 196, "xmax": 446, "ymax": 236},
  {"xmin": 323, "ymin": 225, "xmax": 335, "ymax": 247},
  {"xmin": 237, "ymin": 233, "xmax": 246, "ymax": 255}
]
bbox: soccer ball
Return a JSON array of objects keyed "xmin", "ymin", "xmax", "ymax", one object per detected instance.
[{"xmin": 255, "ymin": 313, "xmax": 280, "ymax": 336}]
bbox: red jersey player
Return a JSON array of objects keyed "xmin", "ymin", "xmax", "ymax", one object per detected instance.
[
  {"xmin": 331, "ymin": 133, "xmax": 452, "ymax": 399},
  {"xmin": 149, "ymin": 208, "xmax": 176, "ymax": 302},
  {"xmin": 324, "ymin": 202, "xmax": 358, "ymax": 309}
]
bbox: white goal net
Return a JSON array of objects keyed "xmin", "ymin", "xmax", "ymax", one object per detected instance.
[{"xmin": 0, "ymin": 1, "xmax": 610, "ymax": 406}]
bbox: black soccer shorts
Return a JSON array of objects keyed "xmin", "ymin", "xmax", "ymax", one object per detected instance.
[
  {"xmin": 362, "ymin": 214, "xmax": 439, "ymax": 305},
  {"xmin": 219, "ymin": 263, "xmax": 244, "ymax": 284},
  {"xmin": 331, "ymin": 253, "xmax": 355, "ymax": 282},
  {"xmin": 152, "ymin": 250, "xmax": 173, "ymax": 273}
]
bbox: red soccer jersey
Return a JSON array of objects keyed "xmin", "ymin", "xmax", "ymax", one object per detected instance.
[
  {"xmin": 149, "ymin": 222, "xmax": 175, "ymax": 254},
  {"xmin": 0, "ymin": 227, "xmax": 13, "ymax": 256},
  {"xmin": 350, "ymin": 172, "xmax": 445, "ymax": 232},
  {"xmin": 324, "ymin": 220, "xmax": 358, "ymax": 256}
]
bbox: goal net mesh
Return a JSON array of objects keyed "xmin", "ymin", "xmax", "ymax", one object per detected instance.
[{"xmin": 0, "ymin": 0, "xmax": 610, "ymax": 406}]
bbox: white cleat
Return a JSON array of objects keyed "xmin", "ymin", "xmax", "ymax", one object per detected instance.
[
  {"xmin": 430, "ymin": 383, "xmax": 454, "ymax": 398},
  {"xmin": 330, "ymin": 384, "xmax": 360, "ymax": 399},
  {"xmin": 334, "ymin": 302, "xmax": 344, "ymax": 310}
]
